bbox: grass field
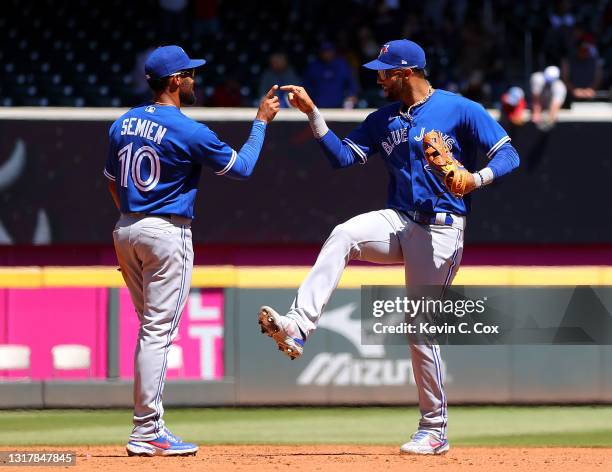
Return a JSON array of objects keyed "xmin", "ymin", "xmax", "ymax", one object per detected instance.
[{"xmin": 1, "ymin": 406, "xmax": 612, "ymax": 447}]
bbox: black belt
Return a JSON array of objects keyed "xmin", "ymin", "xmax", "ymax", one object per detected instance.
[{"xmin": 400, "ymin": 209, "xmax": 457, "ymax": 226}]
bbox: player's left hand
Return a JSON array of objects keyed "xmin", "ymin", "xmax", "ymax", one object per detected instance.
[
  {"xmin": 422, "ymin": 130, "xmax": 476, "ymax": 197},
  {"xmin": 446, "ymin": 168, "xmax": 476, "ymax": 197}
]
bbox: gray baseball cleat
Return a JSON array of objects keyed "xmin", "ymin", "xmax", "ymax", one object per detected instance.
[
  {"xmin": 399, "ymin": 430, "xmax": 449, "ymax": 455},
  {"xmin": 258, "ymin": 306, "xmax": 305, "ymax": 360}
]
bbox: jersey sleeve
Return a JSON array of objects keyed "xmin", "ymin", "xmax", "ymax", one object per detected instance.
[
  {"xmin": 342, "ymin": 114, "xmax": 377, "ymax": 164},
  {"xmin": 462, "ymin": 100, "xmax": 511, "ymax": 159},
  {"xmin": 187, "ymin": 124, "xmax": 238, "ymax": 175},
  {"xmin": 104, "ymin": 123, "xmax": 117, "ymax": 181}
]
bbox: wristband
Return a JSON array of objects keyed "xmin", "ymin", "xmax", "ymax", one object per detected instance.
[
  {"xmin": 307, "ymin": 107, "xmax": 329, "ymax": 139},
  {"xmin": 472, "ymin": 167, "xmax": 494, "ymax": 188}
]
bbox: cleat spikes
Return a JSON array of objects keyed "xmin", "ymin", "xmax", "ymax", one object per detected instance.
[{"xmin": 258, "ymin": 305, "xmax": 304, "ymax": 360}]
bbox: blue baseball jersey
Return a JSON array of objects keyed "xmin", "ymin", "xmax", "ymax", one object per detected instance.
[
  {"xmin": 343, "ymin": 89, "xmax": 510, "ymax": 215},
  {"xmin": 104, "ymin": 103, "xmax": 239, "ymax": 218}
]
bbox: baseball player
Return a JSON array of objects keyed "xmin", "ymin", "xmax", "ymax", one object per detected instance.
[
  {"xmin": 104, "ymin": 45, "xmax": 279, "ymax": 456},
  {"xmin": 258, "ymin": 39, "xmax": 519, "ymax": 455}
]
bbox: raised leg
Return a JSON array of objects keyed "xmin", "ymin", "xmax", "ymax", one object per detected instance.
[{"xmin": 286, "ymin": 209, "xmax": 405, "ymax": 337}]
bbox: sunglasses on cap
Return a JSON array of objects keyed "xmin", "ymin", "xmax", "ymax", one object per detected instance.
[
  {"xmin": 170, "ymin": 68, "xmax": 195, "ymax": 78},
  {"xmin": 377, "ymin": 67, "xmax": 420, "ymax": 80}
]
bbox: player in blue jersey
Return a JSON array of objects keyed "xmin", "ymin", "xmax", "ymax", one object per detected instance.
[
  {"xmin": 258, "ymin": 39, "xmax": 519, "ymax": 455},
  {"xmin": 104, "ymin": 45, "xmax": 280, "ymax": 457}
]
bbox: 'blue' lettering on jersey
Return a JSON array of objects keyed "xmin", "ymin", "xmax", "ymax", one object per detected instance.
[{"xmin": 344, "ymin": 90, "xmax": 510, "ymax": 215}]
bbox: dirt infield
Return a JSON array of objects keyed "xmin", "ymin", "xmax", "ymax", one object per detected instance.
[{"xmin": 4, "ymin": 446, "xmax": 612, "ymax": 471}]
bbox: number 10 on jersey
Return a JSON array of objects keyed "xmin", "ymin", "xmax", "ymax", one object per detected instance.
[{"xmin": 118, "ymin": 143, "xmax": 161, "ymax": 192}]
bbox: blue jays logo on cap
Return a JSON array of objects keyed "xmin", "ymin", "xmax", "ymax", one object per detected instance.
[
  {"xmin": 144, "ymin": 45, "xmax": 206, "ymax": 80},
  {"xmin": 364, "ymin": 39, "xmax": 426, "ymax": 71}
]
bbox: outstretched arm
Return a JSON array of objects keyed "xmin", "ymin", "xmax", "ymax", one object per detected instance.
[
  {"xmin": 227, "ymin": 85, "xmax": 280, "ymax": 179},
  {"xmin": 280, "ymin": 85, "xmax": 367, "ymax": 168},
  {"xmin": 191, "ymin": 85, "xmax": 280, "ymax": 179}
]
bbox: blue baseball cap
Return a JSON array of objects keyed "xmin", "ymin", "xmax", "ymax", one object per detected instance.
[
  {"xmin": 363, "ymin": 39, "xmax": 426, "ymax": 70},
  {"xmin": 144, "ymin": 45, "xmax": 206, "ymax": 80}
]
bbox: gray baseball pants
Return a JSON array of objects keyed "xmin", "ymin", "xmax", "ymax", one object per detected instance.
[
  {"xmin": 286, "ymin": 209, "xmax": 465, "ymax": 440},
  {"xmin": 113, "ymin": 213, "xmax": 193, "ymax": 440}
]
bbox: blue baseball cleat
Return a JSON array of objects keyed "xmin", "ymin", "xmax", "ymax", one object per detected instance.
[
  {"xmin": 399, "ymin": 430, "xmax": 449, "ymax": 455},
  {"xmin": 126, "ymin": 427, "xmax": 198, "ymax": 457},
  {"xmin": 258, "ymin": 306, "xmax": 305, "ymax": 360}
]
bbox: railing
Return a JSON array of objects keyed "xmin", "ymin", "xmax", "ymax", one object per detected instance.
[{"xmin": 0, "ymin": 103, "xmax": 610, "ymax": 122}]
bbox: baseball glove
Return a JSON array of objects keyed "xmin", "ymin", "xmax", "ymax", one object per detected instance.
[{"xmin": 422, "ymin": 130, "xmax": 470, "ymax": 197}]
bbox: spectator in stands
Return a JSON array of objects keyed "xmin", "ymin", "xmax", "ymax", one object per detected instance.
[
  {"xmin": 549, "ymin": 0, "xmax": 575, "ymax": 27},
  {"xmin": 192, "ymin": 0, "xmax": 219, "ymax": 37},
  {"xmin": 4, "ymin": 0, "xmax": 608, "ymax": 109},
  {"xmin": 210, "ymin": 77, "xmax": 243, "ymax": 107},
  {"xmin": 543, "ymin": 0, "xmax": 576, "ymax": 65},
  {"xmin": 499, "ymin": 85, "xmax": 527, "ymax": 150},
  {"xmin": 530, "ymin": 65, "xmax": 567, "ymax": 129},
  {"xmin": 500, "ymin": 86, "xmax": 526, "ymax": 128},
  {"xmin": 562, "ymin": 34, "xmax": 603, "ymax": 100},
  {"xmin": 259, "ymin": 52, "xmax": 301, "ymax": 108},
  {"xmin": 303, "ymin": 42, "xmax": 358, "ymax": 108}
]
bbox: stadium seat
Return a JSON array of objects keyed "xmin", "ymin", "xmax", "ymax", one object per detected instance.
[
  {"xmin": 51, "ymin": 344, "xmax": 91, "ymax": 373},
  {"xmin": 166, "ymin": 344, "xmax": 185, "ymax": 377},
  {"xmin": 0, "ymin": 344, "xmax": 31, "ymax": 378},
  {"xmin": 1, "ymin": 0, "xmax": 605, "ymax": 108}
]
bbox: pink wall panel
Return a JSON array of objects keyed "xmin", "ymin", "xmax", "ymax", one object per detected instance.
[
  {"xmin": 2, "ymin": 288, "xmax": 107, "ymax": 379},
  {"xmin": 0, "ymin": 289, "xmax": 6, "ymax": 343},
  {"xmin": 119, "ymin": 288, "xmax": 224, "ymax": 380}
]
